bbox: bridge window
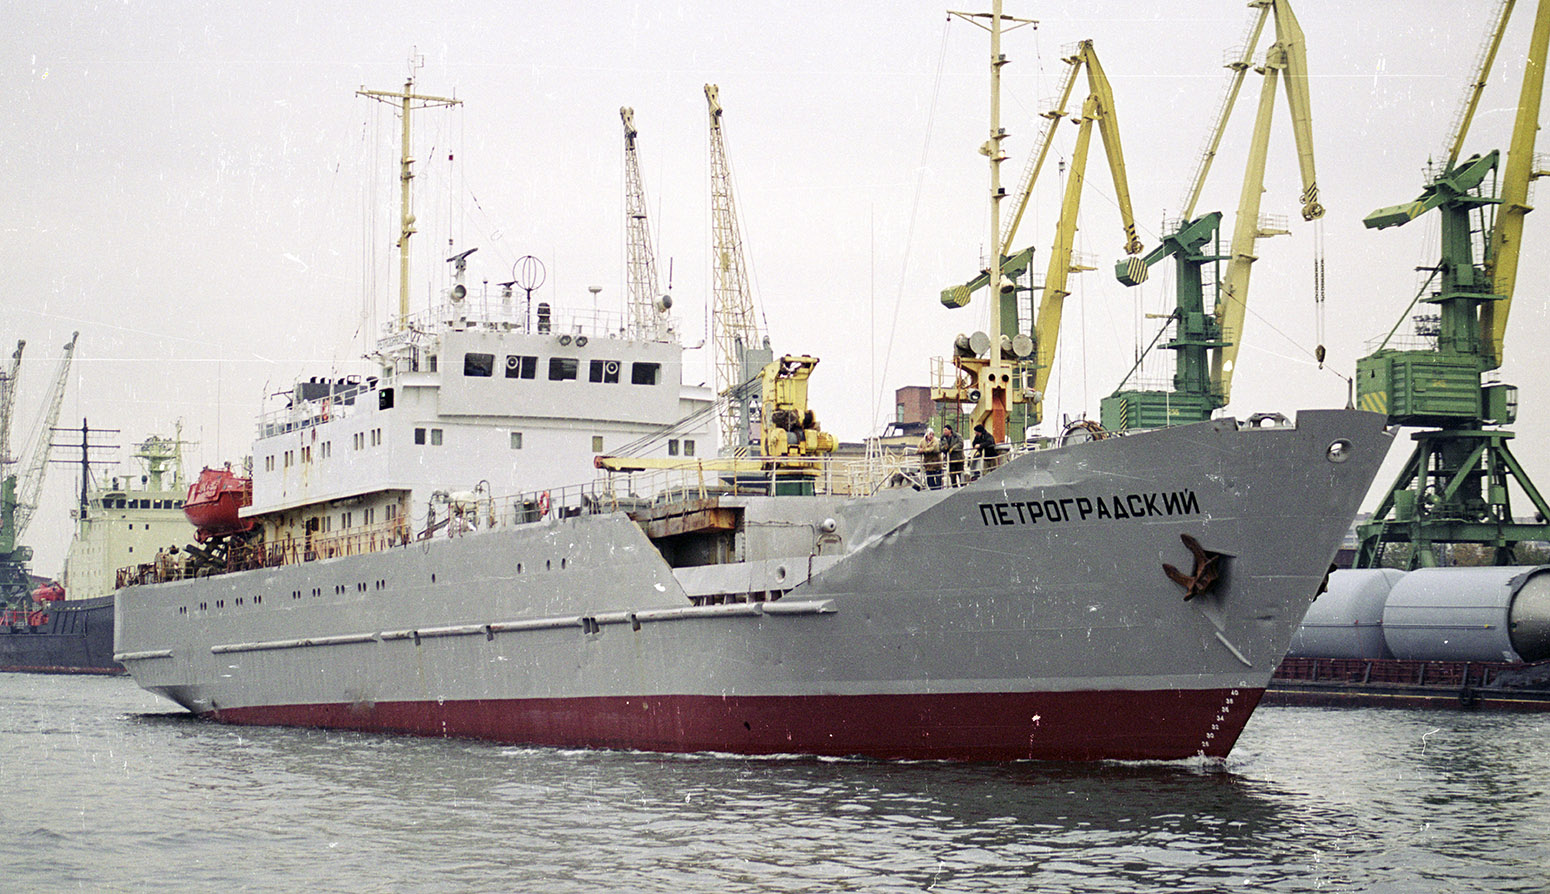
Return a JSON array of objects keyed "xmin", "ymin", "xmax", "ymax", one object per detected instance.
[
  {"xmin": 589, "ymin": 359, "xmax": 622, "ymax": 383},
  {"xmin": 505, "ymin": 355, "xmax": 537, "ymax": 379},
  {"xmin": 631, "ymin": 362, "xmax": 660, "ymax": 385},
  {"xmin": 549, "ymin": 358, "xmax": 579, "ymax": 381},
  {"xmin": 463, "ymin": 352, "xmax": 495, "ymax": 377}
]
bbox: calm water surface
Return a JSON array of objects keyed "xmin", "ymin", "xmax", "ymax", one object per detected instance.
[{"xmin": 2, "ymin": 673, "xmax": 1546, "ymax": 893}]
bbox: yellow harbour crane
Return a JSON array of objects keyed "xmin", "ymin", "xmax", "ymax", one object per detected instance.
[
  {"xmin": 937, "ymin": 27, "xmax": 1141, "ymax": 439},
  {"xmin": 1353, "ymin": 0, "xmax": 1550, "ymax": 568}
]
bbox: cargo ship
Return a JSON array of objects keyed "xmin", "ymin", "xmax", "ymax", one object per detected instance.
[
  {"xmin": 2, "ymin": 432, "xmax": 192, "ymax": 674},
  {"xmin": 113, "ymin": 19, "xmax": 1394, "ymax": 761},
  {"xmin": 1266, "ymin": 565, "xmax": 1550, "ymax": 710}
]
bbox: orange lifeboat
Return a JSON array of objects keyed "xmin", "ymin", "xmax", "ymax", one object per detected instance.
[
  {"xmin": 31, "ymin": 582, "xmax": 65, "ymax": 603},
  {"xmin": 184, "ymin": 466, "xmax": 255, "ymax": 543}
]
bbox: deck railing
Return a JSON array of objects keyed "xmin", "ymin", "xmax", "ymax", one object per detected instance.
[{"xmin": 118, "ymin": 445, "xmax": 1034, "ymax": 586}]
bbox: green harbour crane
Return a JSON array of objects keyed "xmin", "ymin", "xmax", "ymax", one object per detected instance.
[
  {"xmin": 1, "ymin": 333, "xmax": 79, "ymax": 609},
  {"xmin": 1102, "ymin": 0, "xmax": 1321, "ymax": 433},
  {"xmin": 1354, "ymin": 0, "xmax": 1550, "ymax": 568}
]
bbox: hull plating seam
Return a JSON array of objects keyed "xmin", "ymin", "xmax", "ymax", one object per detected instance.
[{"xmin": 181, "ymin": 598, "xmax": 838, "ymax": 657}]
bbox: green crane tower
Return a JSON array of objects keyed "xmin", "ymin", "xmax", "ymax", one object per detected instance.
[
  {"xmin": 1102, "ymin": 0, "xmax": 1320, "ymax": 433},
  {"xmin": 1354, "ymin": 0, "xmax": 1550, "ymax": 568}
]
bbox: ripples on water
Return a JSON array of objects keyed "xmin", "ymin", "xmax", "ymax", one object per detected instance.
[{"xmin": 2, "ymin": 675, "xmax": 1547, "ymax": 893}]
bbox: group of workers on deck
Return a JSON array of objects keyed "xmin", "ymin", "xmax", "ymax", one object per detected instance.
[{"xmin": 915, "ymin": 423, "xmax": 999, "ymax": 489}]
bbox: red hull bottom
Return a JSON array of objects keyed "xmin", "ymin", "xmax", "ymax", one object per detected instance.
[{"xmin": 206, "ymin": 687, "xmax": 1264, "ymax": 762}]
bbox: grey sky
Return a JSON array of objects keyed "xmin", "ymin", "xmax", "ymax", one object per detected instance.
[{"xmin": 6, "ymin": 1, "xmax": 1547, "ymax": 575}]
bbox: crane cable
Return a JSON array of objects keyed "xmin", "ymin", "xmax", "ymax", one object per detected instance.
[
  {"xmin": 1313, "ymin": 217, "xmax": 1326, "ymax": 368},
  {"xmin": 868, "ymin": 16, "xmax": 951, "ymax": 435}
]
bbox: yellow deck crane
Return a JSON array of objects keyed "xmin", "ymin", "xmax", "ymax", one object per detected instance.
[
  {"xmin": 936, "ymin": 31, "xmax": 1142, "ymax": 440},
  {"xmin": 1102, "ymin": 0, "xmax": 1322, "ymax": 431},
  {"xmin": 621, "ymin": 107, "xmax": 673, "ymax": 342}
]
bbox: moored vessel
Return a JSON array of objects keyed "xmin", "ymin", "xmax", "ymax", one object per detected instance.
[
  {"xmin": 3, "ymin": 431, "xmax": 191, "ymax": 674},
  {"xmin": 115, "ymin": 21, "xmax": 1395, "ymax": 761}
]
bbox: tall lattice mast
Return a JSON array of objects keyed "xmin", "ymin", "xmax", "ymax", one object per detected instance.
[
  {"xmin": 705, "ymin": 84, "xmax": 766, "ymax": 450},
  {"xmin": 621, "ymin": 107, "xmax": 670, "ymax": 341}
]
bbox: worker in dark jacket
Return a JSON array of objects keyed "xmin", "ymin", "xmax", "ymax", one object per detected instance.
[
  {"xmin": 941, "ymin": 424, "xmax": 965, "ymax": 486},
  {"xmin": 972, "ymin": 423, "xmax": 1000, "ymax": 477}
]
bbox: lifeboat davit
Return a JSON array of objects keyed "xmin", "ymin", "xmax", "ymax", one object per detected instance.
[{"xmin": 184, "ymin": 466, "xmax": 255, "ymax": 543}]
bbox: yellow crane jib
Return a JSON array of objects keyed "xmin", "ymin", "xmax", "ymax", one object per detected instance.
[
  {"xmin": 1024, "ymin": 42, "xmax": 1143, "ymax": 424},
  {"xmin": 1209, "ymin": 0, "xmax": 1322, "ymax": 404},
  {"xmin": 1483, "ymin": 0, "xmax": 1550, "ymax": 370}
]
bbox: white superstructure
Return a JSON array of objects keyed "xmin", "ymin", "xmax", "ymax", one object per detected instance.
[
  {"xmin": 62, "ymin": 436, "xmax": 192, "ymax": 600},
  {"xmin": 245, "ymin": 287, "xmax": 712, "ymax": 561}
]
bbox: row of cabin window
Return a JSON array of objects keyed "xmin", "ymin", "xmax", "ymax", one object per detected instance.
[
  {"xmin": 268, "ymin": 428, "xmax": 381, "ymax": 471},
  {"xmin": 101, "ymin": 498, "xmax": 183, "ymax": 510},
  {"xmin": 463, "ymin": 353, "xmax": 659, "ymax": 386},
  {"xmin": 297, "ymin": 504, "xmax": 397, "ymax": 536},
  {"xmin": 271, "ymin": 428, "xmax": 686, "ymax": 460}
]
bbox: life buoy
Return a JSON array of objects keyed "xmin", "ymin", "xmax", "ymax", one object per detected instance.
[
  {"xmin": 538, "ymin": 491, "xmax": 551, "ymax": 517},
  {"xmin": 320, "ymin": 398, "xmax": 331, "ymax": 422}
]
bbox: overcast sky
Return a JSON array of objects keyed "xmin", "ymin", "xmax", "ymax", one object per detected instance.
[{"xmin": 6, "ymin": 1, "xmax": 1548, "ymax": 574}]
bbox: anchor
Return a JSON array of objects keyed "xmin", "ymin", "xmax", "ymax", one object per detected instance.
[{"xmin": 1163, "ymin": 533, "xmax": 1223, "ymax": 601}]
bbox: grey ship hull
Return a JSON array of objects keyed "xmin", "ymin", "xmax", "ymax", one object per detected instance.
[{"xmin": 116, "ymin": 410, "xmax": 1391, "ymax": 761}]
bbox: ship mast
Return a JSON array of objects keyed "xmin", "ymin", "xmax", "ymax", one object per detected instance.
[
  {"xmin": 358, "ymin": 55, "xmax": 462, "ymax": 330},
  {"xmin": 949, "ymin": 3, "xmax": 1036, "ymax": 441}
]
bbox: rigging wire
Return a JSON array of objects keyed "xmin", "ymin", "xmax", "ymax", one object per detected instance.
[{"xmin": 868, "ymin": 15, "xmax": 952, "ymax": 434}]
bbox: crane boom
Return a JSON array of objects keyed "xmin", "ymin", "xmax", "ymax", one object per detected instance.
[
  {"xmin": 13, "ymin": 332, "xmax": 78, "ymax": 539},
  {"xmin": 1027, "ymin": 41, "xmax": 1141, "ymax": 422},
  {"xmin": 0, "ymin": 340, "xmax": 22, "ymax": 475},
  {"xmin": 1211, "ymin": 0, "xmax": 1319, "ymax": 405},
  {"xmin": 705, "ymin": 85, "xmax": 768, "ymax": 451},
  {"xmin": 1181, "ymin": 3, "xmax": 1272, "ymax": 221},
  {"xmin": 1444, "ymin": 0, "xmax": 1516, "ymax": 171},
  {"xmin": 1482, "ymin": 0, "xmax": 1550, "ymax": 369},
  {"xmin": 622, "ymin": 107, "xmax": 670, "ymax": 342},
  {"xmin": 999, "ymin": 60, "xmax": 1080, "ymax": 255},
  {"xmin": 1269, "ymin": 0, "xmax": 1321, "ymax": 222}
]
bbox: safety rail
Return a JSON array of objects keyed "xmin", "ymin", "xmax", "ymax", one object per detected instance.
[
  {"xmin": 257, "ymin": 377, "xmax": 378, "ymax": 438},
  {"xmin": 379, "ymin": 299, "xmax": 629, "ymax": 343},
  {"xmin": 116, "ymin": 448, "xmax": 1030, "ymax": 587}
]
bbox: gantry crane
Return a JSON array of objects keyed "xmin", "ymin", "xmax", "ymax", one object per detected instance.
[
  {"xmin": 1103, "ymin": 0, "xmax": 1321, "ymax": 432},
  {"xmin": 1354, "ymin": 0, "xmax": 1550, "ymax": 569},
  {"xmin": 705, "ymin": 84, "xmax": 771, "ymax": 452},
  {"xmin": 621, "ymin": 107, "xmax": 672, "ymax": 342},
  {"xmin": 1, "ymin": 332, "xmax": 78, "ymax": 607},
  {"xmin": 936, "ymin": 31, "xmax": 1141, "ymax": 441}
]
